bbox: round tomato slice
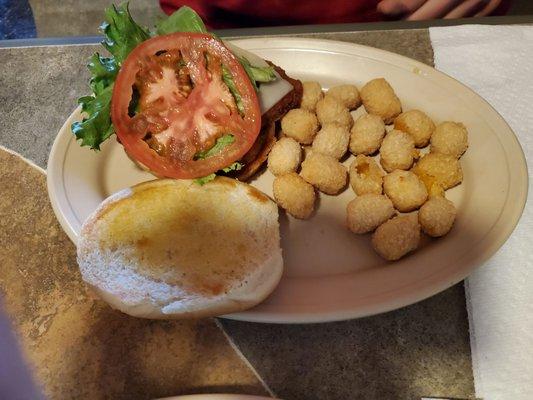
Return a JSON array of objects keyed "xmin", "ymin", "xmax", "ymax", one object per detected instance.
[{"xmin": 111, "ymin": 32, "xmax": 261, "ymax": 179}]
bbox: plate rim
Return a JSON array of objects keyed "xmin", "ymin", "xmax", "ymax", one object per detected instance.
[
  {"xmin": 47, "ymin": 37, "xmax": 529, "ymax": 324},
  {"xmin": 48, "ymin": 107, "xmax": 81, "ymax": 245},
  {"xmin": 157, "ymin": 395, "xmax": 275, "ymax": 400}
]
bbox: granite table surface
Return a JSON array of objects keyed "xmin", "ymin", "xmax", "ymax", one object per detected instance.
[{"xmin": 0, "ymin": 29, "xmax": 475, "ymax": 400}]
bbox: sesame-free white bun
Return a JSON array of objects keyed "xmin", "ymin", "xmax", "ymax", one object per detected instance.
[{"xmin": 77, "ymin": 177, "xmax": 283, "ymax": 319}]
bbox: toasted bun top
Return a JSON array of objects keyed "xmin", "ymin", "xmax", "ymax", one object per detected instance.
[{"xmin": 77, "ymin": 178, "xmax": 283, "ymax": 319}]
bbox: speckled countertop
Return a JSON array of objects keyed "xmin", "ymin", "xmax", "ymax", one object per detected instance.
[{"xmin": 0, "ymin": 29, "xmax": 475, "ymax": 400}]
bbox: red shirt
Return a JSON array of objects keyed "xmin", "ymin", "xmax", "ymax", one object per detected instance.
[
  {"xmin": 160, "ymin": 0, "xmax": 383, "ymax": 29},
  {"xmin": 160, "ymin": 0, "xmax": 512, "ymax": 29}
]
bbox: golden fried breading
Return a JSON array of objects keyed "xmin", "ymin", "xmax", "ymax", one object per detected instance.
[
  {"xmin": 316, "ymin": 96, "xmax": 353, "ymax": 129},
  {"xmin": 383, "ymin": 170, "xmax": 428, "ymax": 212},
  {"xmin": 347, "ymin": 194, "xmax": 395, "ymax": 234},
  {"xmin": 394, "ymin": 109, "xmax": 435, "ymax": 147},
  {"xmin": 349, "ymin": 114, "xmax": 386, "ymax": 155},
  {"xmin": 268, "ymin": 137, "xmax": 302, "ymax": 176},
  {"xmin": 281, "ymin": 108, "xmax": 319, "ymax": 144},
  {"xmin": 412, "ymin": 153, "xmax": 463, "ymax": 191},
  {"xmin": 301, "ymin": 81, "xmax": 323, "ymax": 111},
  {"xmin": 273, "ymin": 173, "xmax": 316, "ymax": 219},
  {"xmin": 326, "ymin": 84, "xmax": 361, "ymax": 110},
  {"xmin": 430, "ymin": 121, "xmax": 468, "ymax": 159},
  {"xmin": 312, "ymin": 123, "xmax": 350, "ymax": 159},
  {"xmin": 300, "ymin": 152, "xmax": 347, "ymax": 194},
  {"xmin": 372, "ymin": 214, "xmax": 420, "ymax": 261},
  {"xmin": 419, "ymin": 196, "xmax": 457, "ymax": 237},
  {"xmin": 360, "ymin": 78, "xmax": 402, "ymax": 124},
  {"xmin": 349, "ymin": 155, "xmax": 384, "ymax": 195},
  {"xmin": 380, "ymin": 129, "xmax": 416, "ymax": 172}
]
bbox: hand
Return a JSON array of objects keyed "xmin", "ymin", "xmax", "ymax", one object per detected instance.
[{"xmin": 377, "ymin": 0, "xmax": 503, "ymax": 20}]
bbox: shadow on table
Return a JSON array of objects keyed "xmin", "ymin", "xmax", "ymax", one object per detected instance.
[
  {"xmin": 86, "ymin": 309, "xmax": 270, "ymax": 400},
  {"xmin": 221, "ymin": 282, "xmax": 474, "ymax": 400}
]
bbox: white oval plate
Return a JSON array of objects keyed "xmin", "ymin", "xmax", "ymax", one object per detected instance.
[
  {"xmin": 157, "ymin": 395, "xmax": 274, "ymax": 400},
  {"xmin": 47, "ymin": 38, "xmax": 528, "ymax": 324}
]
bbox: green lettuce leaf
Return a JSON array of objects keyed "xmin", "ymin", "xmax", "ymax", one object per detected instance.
[
  {"xmin": 238, "ymin": 56, "xmax": 276, "ymax": 91},
  {"xmin": 222, "ymin": 161, "xmax": 243, "ymax": 173},
  {"xmin": 73, "ymin": 2, "xmax": 149, "ymax": 150},
  {"xmin": 72, "ymin": 85, "xmax": 114, "ymax": 150},
  {"xmin": 194, "ymin": 162, "xmax": 243, "ymax": 185},
  {"xmin": 221, "ymin": 66, "xmax": 245, "ymax": 116},
  {"xmin": 100, "ymin": 2, "xmax": 150, "ymax": 64},
  {"xmin": 195, "ymin": 134, "xmax": 235, "ymax": 159},
  {"xmin": 155, "ymin": 6, "xmax": 207, "ymax": 35},
  {"xmin": 87, "ymin": 53, "xmax": 119, "ymax": 94},
  {"xmin": 194, "ymin": 173, "xmax": 217, "ymax": 185},
  {"xmin": 194, "ymin": 135, "xmax": 243, "ymax": 184}
]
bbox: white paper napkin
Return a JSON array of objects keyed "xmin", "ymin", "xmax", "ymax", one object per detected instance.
[{"xmin": 430, "ymin": 25, "xmax": 533, "ymax": 400}]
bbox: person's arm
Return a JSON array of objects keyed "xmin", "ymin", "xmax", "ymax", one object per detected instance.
[
  {"xmin": 377, "ymin": 0, "xmax": 510, "ymax": 19},
  {"xmin": 0, "ymin": 303, "xmax": 44, "ymax": 400}
]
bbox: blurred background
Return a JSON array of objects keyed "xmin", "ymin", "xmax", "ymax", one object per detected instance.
[{"xmin": 2, "ymin": 0, "xmax": 533, "ymax": 40}]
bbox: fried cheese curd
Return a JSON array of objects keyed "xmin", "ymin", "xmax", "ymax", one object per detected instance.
[
  {"xmin": 281, "ymin": 108, "xmax": 319, "ymax": 145},
  {"xmin": 326, "ymin": 84, "xmax": 361, "ymax": 110},
  {"xmin": 300, "ymin": 152, "xmax": 347, "ymax": 195},
  {"xmin": 372, "ymin": 214, "xmax": 420, "ymax": 261},
  {"xmin": 419, "ymin": 196, "xmax": 457, "ymax": 237},
  {"xmin": 412, "ymin": 153, "xmax": 463, "ymax": 193},
  {"xmin": 360, "ymin": 78, "xmax": 402, "ymax": 124},
  {"xmin": 430, "ymin": 121, "xmax": 468, "ymax": 159},
  {"xmin": 394, "ymin": 110, "xmax": 435, "ymax": 148},
  {"xmin": 301, "ymin": 81, "xmax": 323, "ymax": 111},
  {"xmin": 349, "ymin": 114, "xmax": 386, "ymax": 156},
  {"xmin": 316, "ymin": 96, "xmax": 354, "ymax": 129},
  {"xmin": 346, "ymin": 194, "xmax": 395, "ymax": 234},
  {"xmin": 267, "ymin": 137, "xmax": 302, "ymax": 176},
  {"xmin": 349, "ymin": 155, "xmax": 384, "ymax": 195},
  {"xmin": 312, "ymin": 123, "xmax": 350, "ymax": 159},
  {"xmin": 383, "ymin": 170, "xmax": 428, "ymax": 212},
  {"xmin": 380, "ymin": 129, "xmax": 416, "ymax": 173},
  {"xmin": 273, "ymin": 173, "xmax": 316, "ymax": 219}
]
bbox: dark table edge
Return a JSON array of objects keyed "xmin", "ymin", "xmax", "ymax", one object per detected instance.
[{"xmin": 1, "ymin": 14, "xmax": 532, "ymax": 48}]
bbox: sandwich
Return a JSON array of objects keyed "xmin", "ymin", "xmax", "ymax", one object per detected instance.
[
  {"xmin": 71, "ymin": 4, "xmax": 297, "ymax": 318},
  {"xmin": 72, "ymin": 3, "xmax": 302, "ymax": 184}
]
